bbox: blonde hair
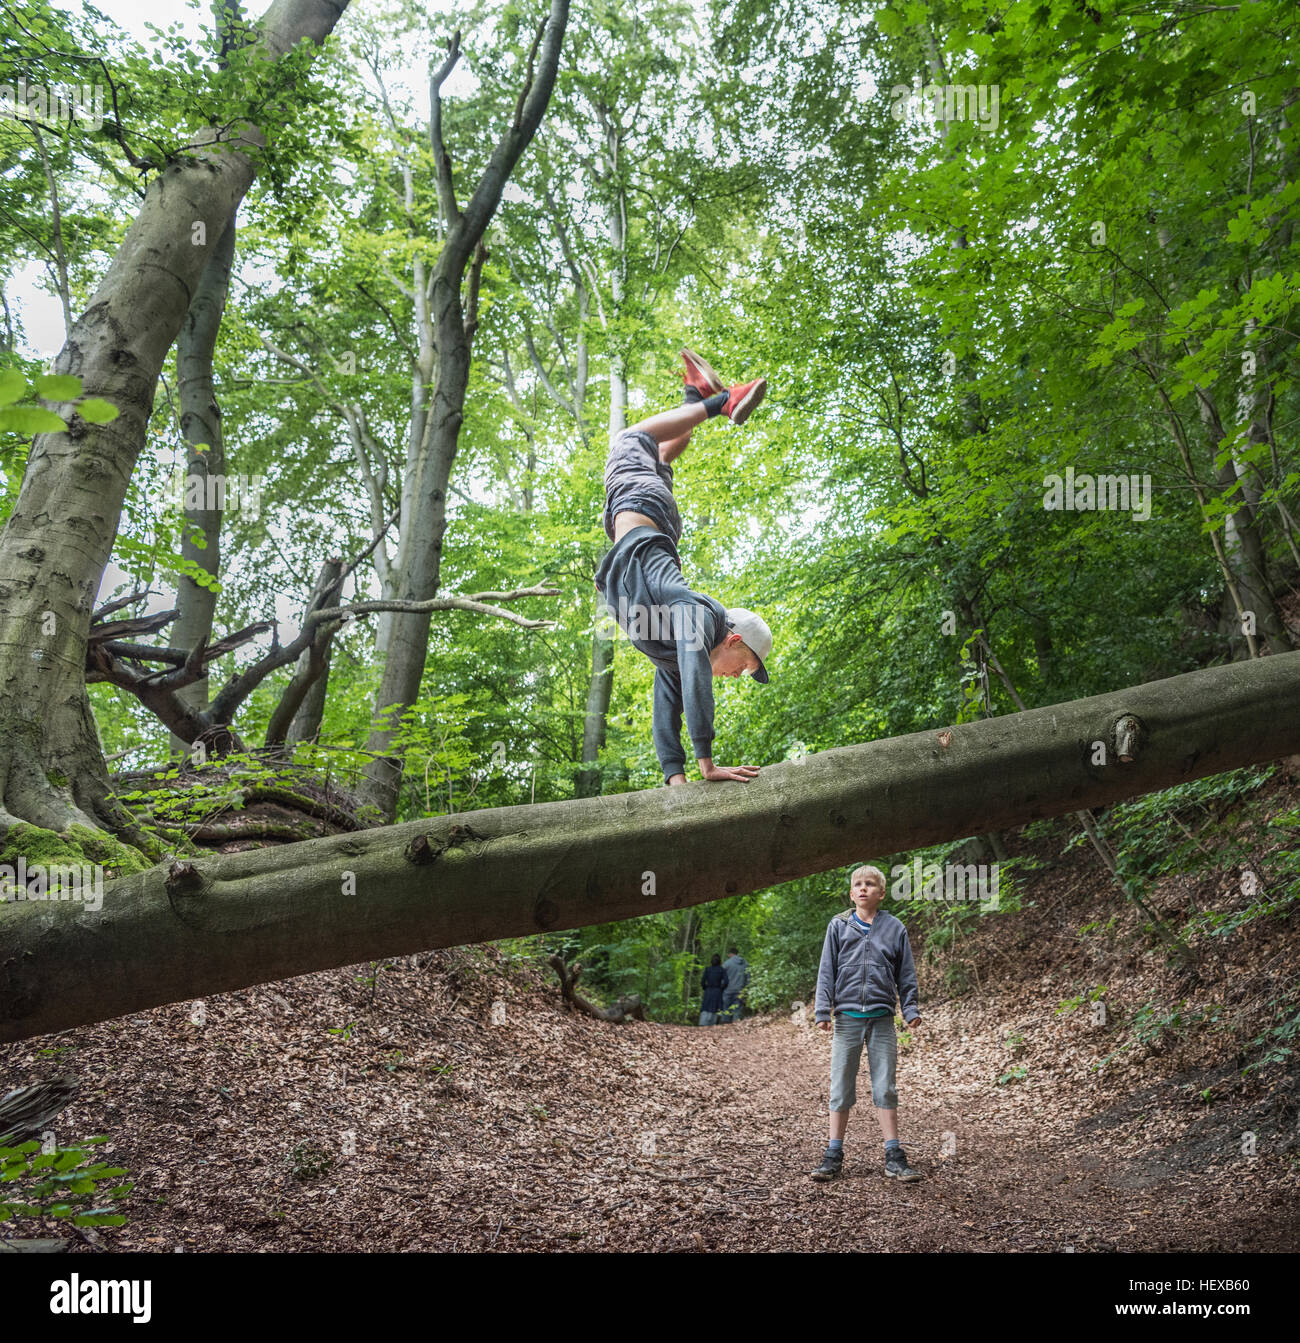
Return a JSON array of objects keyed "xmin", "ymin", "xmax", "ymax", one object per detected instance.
[{"xmin": 850, "ymin": 864, "xmax": 886, "ymax": 893}]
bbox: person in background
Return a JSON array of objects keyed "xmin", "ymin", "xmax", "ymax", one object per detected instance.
[
  {"xmin": 721, "ymin": 946, "xmax": 750, "ymax": 1023},
  {"xmin": 699, "ymin": 953, "xmax": 727, "ymax": 1026}
]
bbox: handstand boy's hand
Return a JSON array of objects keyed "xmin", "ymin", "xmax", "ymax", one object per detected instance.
[
  {"xmin": 699, "ymin": 760, "xmax": 760, "ymax": 782},
  {"xmin": 667, "ymin": 773, "xmax": 688, "ymax": 786}
]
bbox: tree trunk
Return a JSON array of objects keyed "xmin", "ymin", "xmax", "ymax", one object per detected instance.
[
  {"xmin": 4, "ymin": 650, "xmax": 1297, "ymax": 1041},
  {"xmin": 575, "ymin": 158, "xmax": 626, "ymax": 798},
  {"xmin": 576, "ymin": 628, "xmax": 614, "ymax": 797},
  {"xmin": 170, "ymin": 218, "xmax": 237, "ymax": 752},
  {"xmin": 266, "ymin": 558, "xmax": 344, "ymax": 748},
  {"xmin": 574, "ymin": 245, "xmax": 620, "ymax": 798},
  {"xmin": 285, "ymin": 645, "xmax": 333, "ymax": 747},
  {"xmin": 0, "ymin": 0, "xmax": 351, "ymax": 840},
  {"xmin": 359, "ymin": 272, "xmax": 469, "ymax": 818},
  {"xmin": 1200, "ymin": 394, "xmax": 1291, "ymax": 655},
  {"xmin": 359, "ymin": 0, "xmax": 572, "ymax": 822}
]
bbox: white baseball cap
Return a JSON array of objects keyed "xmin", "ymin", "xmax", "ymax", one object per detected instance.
[{"xmin": 725, "ymin": 607, "xmax": 772, "ymax": 683}]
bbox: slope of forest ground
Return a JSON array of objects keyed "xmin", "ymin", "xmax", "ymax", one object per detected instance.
[{"xmin": 2, "ymin": 766, "xmax": 1298, "ymax": 1253}]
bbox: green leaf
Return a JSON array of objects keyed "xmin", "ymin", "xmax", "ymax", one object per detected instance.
[
  {"xmin": 35, "ymin": 373, "xmax": 83, "ymax": 401},
  {"xmin": 0, "ymin": 406, "xmax": 67, "ymax": 434},
  {"xmin": 0, "ymin": 369, "xmax": 28, "ymax": 406},
  {"xmin": 73, "ymin": 1211, "xmax": 127, "ymax": 1226},
  {"xmin": 78, "ymin": 397, "xmax": 120, "ymax": 424}
]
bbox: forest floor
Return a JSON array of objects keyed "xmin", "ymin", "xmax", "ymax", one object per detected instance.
[
  {"xmin": 4, "ymin": 771, "xmax": 1299, "ymax": 1253},
  {"xmin": 4, "ymin": 940, "xmax": 1297, "ymax": 1253}
]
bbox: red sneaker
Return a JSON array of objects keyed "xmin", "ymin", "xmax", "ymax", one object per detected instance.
[
  {"xmin": 681, "ymin": 348, "xmax": 725, "ymax": 397},
  {"xmin": 723, "ymin": 377, "xmax": 767, "ymax": 425}
]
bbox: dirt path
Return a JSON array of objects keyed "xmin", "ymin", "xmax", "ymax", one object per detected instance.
[{"xmin": 5, "ymin": 950, "xmax": 1294, "ymax": 1253}]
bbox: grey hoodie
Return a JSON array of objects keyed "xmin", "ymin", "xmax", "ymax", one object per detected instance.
[
  {"xmin": 593, "ymin": 526, "xmax": 730, "ymax": 783},
  {"xmin": 814, "ymin": 909, "xmax": 919, "ymax": 1023}
]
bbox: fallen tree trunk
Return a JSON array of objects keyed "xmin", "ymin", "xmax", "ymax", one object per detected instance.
[{"xmin": 2, "ymin": 651, "xmax": 1298, "ymax": 1042}]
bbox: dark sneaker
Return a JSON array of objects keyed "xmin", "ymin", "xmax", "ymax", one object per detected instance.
[
  {"xmin": 681, "ymin": 348, "xmax": 725, "ymax": 397},
  {"xmin": 723, "ymin": 377, "xmax": 767, "ymax": 425},
  {"xmin": 884, "ymin": 1146, "xmax": 923, "ymax": 1182},
  {"xmin": 810, "ymin": 1146, "xmax": 843, "ymax": 1182}
]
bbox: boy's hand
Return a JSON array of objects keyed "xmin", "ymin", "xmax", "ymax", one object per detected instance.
[
  {"xmin": 817, "ymin": 1020, "xmax": 832, "ymax": 1032},
  {"xmin": 667, "ymin": 773, "xmax": 688, "ymax": 786},
  {"xmin": 906, "ymin": 1016, "xmax": 922, "ymax": 1032},
  {"xmin": 699, "ymin": 758, "xmax": 760, "ymax": 782}
]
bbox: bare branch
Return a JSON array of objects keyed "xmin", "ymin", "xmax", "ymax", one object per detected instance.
[
  {"xmin": 309, "ymin": 585, "xmax": 561, "ymax": 631},
  {"xmin": 430, "ymin": 30, "xmax": 463, "ymax": 231}
]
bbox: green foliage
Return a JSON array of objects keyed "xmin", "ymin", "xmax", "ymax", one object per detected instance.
[
  {"xmin": 1055, "ymin": 986, "xmax": 1108, "ymax": 1017},
  {"xmin": 0, "ymin": 369, "xmax": 119, "ymax": 432},
  {"xmin": 0, "ymin": 367, "xmax": 119, "ymax": 526},
  {"xmin": 0, "ymin": 1135, "xmax": 133, "ymax": 1232},
  {"xmin": 286, "ymin": 1142, "xmax": 332, "ymax": 1182},
  {"xmin": 1248, "ymin": 1004, "xmax": 1300, "ymax": 1073},
  {"xmin": 1106, "ymin": 766, "xmax": 1278, "ymax": 885}
]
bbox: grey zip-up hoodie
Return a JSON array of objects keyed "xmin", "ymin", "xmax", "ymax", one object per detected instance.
[
  {"xmin": 593, "ymin": 526, "xmax": 730, "ymax": 782},
  {"xmin": 814, "ymin": 909, "xmax": 919, "ymax": 1023}
]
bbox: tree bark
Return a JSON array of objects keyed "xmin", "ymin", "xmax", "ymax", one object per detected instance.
[
  {"xmin": 4, "ymin": 650, "xmax": 1298, "ymax": 1041},
  {"xmin": 575, "ymin": 143, "xmax": 626, "ymax": 798},
  {"xmin": 170, "ymin": 217, "xmax": 237, "ymax": 751},
  {"xmin": 266, "ymin": 557, "xmax": 344, "ymax": 748},
  {"xmin": 1198, "ymin": 393, "xmax": 1291, "ymax": 656},
  {"xmin": 0, "ymin": 0, "xmax": 351, "ymax": 839},
  {"xmin": 576, "ymin": 628, "xmax": 613, "ymax": 797}
]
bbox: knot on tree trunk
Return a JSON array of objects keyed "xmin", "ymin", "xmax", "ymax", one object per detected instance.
[{"xmin": 1113, "ymin": 713, "xmax": 1144, "ymax": 764}]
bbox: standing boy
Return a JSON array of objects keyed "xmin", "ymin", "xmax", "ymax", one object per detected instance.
[
  {"xmin": 593, "ymin": 350, "xmax": 773, "ymax": 787},
  {"xmin": 811, "ymin": 865, "xmax": 924, "ymax": 1182}
]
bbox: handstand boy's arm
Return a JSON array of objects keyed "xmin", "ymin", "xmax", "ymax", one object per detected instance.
[
  {"xmin": 652, "ymin": 668, "xmax": 688, "ymax": 784},
  {"xmin": 669, "ymin": 602, "xmax": 760, "ymax": 784}
]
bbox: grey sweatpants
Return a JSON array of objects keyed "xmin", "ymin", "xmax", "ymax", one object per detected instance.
[
  {"xmin": 829, "ymin": 1013, "xmax": 898, "ymax": 1110},
  {"xmin": 602, "ymin": 428, "xmax": 683, "ymax": 544}
]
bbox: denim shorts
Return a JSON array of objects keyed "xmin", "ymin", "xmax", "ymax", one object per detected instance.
[
  {"xmin": 602, "ymin": 428, "xmax": 682, "ymax": 544},
  {"xmin": 829, "ymin": 1013, "xmax": 898, "ymax": 1110}
]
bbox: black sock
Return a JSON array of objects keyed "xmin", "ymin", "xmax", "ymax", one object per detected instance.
[
  {"xmin": 702, "ymin": 390, "xmax": 728, "ymax": 417},
  {"xmin": 683, "ymin": 384, "xmax": 704, "ymax": 405}
]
